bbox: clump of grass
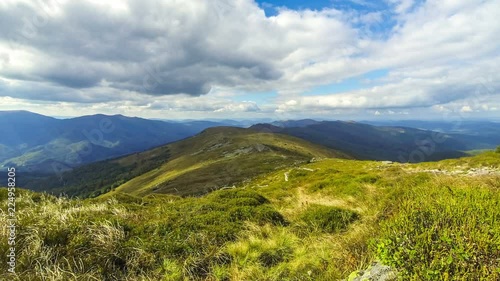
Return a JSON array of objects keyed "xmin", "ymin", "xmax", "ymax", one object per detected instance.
[
  {"xmin": 224, "ymin": 224, "xmax": 300, "ymax": 279},
  {"xmin": 308, "ymin": 173, "xmax": 372, "ymax": 199},
  {"xmin": 298, "ymin": 204, "xmax": 360, "ymax": 234}
]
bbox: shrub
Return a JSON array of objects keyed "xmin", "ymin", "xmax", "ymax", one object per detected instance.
[{"xmin": 209, "ymin": 189, "xmax": 269, "ymax": 205}]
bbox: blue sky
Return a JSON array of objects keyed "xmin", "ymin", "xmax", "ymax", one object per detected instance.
[
  {"xmin": 303, "ymin": 69, "xmax": 390, "ymax": 96},
  {"xmin": 0, "ymin": 0, "xmax": 498, "ymax": 120},
  {"xmin": 256, "ymin": 0, "xmax": 388, "ymax": 15}
]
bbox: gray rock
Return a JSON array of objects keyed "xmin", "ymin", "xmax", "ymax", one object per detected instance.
[{"xmin": 345, "ymin": 262, "xmax": 397, "ymax": 281}]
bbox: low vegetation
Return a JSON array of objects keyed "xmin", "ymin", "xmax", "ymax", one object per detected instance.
[
  {"xmin": 375, "ymin": 178, "xmax": 500, "ymax": 280},
  {"xmin": 297, "ymin": 205, "xmax": 359, "ymax": 234},
  {"xmin": 1, "ymin": 151, "xmax": 499, "ymax": 280}
]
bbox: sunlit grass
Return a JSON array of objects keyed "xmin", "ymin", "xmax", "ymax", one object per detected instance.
[{"xmin": 1, "ymin": 151, "xmax": 499, "ymax": 280}]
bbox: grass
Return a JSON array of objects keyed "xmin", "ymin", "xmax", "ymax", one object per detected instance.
[
  {"xmin": 374, "ymin": 175, "xmax": 500, "ymax": 280},
  {"xmin": 0, "ymin": 189, "xmax": 287, "ymax": 280},
  {"xmin": 1, "ymin": 151, "xmax": 499, "ymax": 280},
  {"xmin": 23, "ymin": 146, "xmax": 172, "ymax": 198},
  {"xmin": 297, "ymin": 205, "xmax": 359, "ymax": 234}
]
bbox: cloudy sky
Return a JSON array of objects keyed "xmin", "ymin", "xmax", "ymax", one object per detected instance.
[{"xmin": 0, "ymin": 0, "xmax": 499, "ymax": 120}]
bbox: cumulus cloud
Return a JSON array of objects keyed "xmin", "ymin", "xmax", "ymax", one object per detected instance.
[
  {"xmin": 0, "ymin": 0, "xmax": 498, "ymax": 119},
  {"xmin": 276, "ymin": 0, "xmax": 500, "ymax": 115},
  {"xmin": 0, "ymin": 0, "xmax": 286, "ymax": 98}
]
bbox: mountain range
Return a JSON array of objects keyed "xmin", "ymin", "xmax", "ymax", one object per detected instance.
[
  {"xmin": 2, "ymin": 111, "xmax": 499, "ymax": 197},
  {"xmin": 252, "ymin": 120, "xmax": 499, "ymax": 162}
]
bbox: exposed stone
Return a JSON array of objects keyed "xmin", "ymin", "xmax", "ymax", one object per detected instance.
[{"xmin": 345, "ymin": 262, "xmax": 397, "ymax": 281}]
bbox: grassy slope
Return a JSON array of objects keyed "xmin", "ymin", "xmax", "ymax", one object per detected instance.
[
  {"xmin": 104, "ymin": 127, "xmax": 349, "ymax": 197},
  {"xmin": 26, "ymin": 127, "xmax": 348, "ymax": 198},
  {"xmin": 1, "ymin": 152, "xmax": 499, "ymax": 280}
]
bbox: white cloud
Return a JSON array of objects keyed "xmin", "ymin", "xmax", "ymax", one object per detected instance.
[
  {"xmin": 276, "ymin": 0, "xmax": 500, "ymax": 116},
  {"xmin": 387, "ymin": 0, "xmax": 416, "ymax": 14},
  {"xmin": 0, "ymin": 0, "xmax": 498, "ymax": 119}
]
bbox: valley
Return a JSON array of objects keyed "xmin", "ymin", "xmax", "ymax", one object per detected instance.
[{"xmin": 0, "ymin": 111, "xmax": 236, "ymax": 173}]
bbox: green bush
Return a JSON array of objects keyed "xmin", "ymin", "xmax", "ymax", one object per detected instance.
[
  {"xmin": 299, "ymin": 205, "xmax": 360, "ymax": 233},
  {"xmin": 496, "ymin": 146, "xmax": 500, "ymax": 153},
  {"xmin": 208, "ymin": 189, "xmax": 269, "ymax": 204}
]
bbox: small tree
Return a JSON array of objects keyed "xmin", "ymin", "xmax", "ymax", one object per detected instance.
[{"xmin": 496, "ymin": 146, "xmax": 500, "ymax": 153}]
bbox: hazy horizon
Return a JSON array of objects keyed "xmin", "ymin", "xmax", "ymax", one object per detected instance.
[{"xmin": 3, "ymin": 109, "xmax": 500, "ymax": 123}]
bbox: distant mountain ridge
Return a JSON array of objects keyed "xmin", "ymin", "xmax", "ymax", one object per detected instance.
[
  {"xmin": 250, "ymin": 120, "xmax": 499, "ymax": 162},
  {"xmin": 364, "ymin": 120, "xmax": 500, "ymax": 139},
  {"xmin": 0, "ymin": 111, "xmax": 235, "ymax": 173},
  {"xmin": 2, "ymin": 111, "xmax": 498, "ymax": 175}
]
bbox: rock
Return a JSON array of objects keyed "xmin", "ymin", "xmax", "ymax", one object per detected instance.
[{"xmin": 345, "ymin": 262, "xmax": 397, "ymax": 281}]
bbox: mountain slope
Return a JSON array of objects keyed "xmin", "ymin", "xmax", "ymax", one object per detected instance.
[
  {"xmin": 4, "ymin": 150, "xmax": 499, "ymax": 280},
  {"xmin": 251, "ymin": 121, "xmax": 497, "ymax": 162},
  {"xmin": 25, "ymin": 126, "xmax": 349, "ymax": 197},
  {"xmin": 109, "ymin": 127, "xmax": 349, "ymax": 197},
  {"xmin": 0, "ymin": 111, "xmax": 233, "ymax": 173}
]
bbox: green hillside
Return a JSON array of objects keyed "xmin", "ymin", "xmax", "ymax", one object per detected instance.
[
  {"xmin": 2, "ymin": 150, "xmax": 499, "ymax": 280},
  {"xmin": 27, "ymin": 127, "xmax": 349, "ymax": 197},
  {"xmin": 107, "ymin": 127, "xmax": 349, "ymax": 197}
]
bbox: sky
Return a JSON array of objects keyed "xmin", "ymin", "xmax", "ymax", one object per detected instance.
[{"xmin": 0, "ymin": 0, "xmax": 499, "ymax": 120}]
